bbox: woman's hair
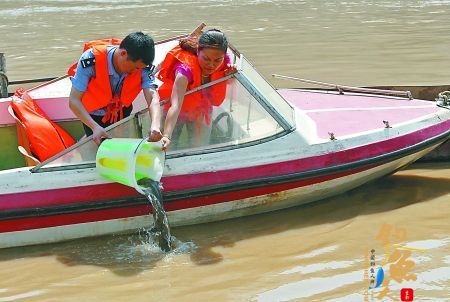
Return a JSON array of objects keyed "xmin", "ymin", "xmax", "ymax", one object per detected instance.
[{"xmin": 179, "ymin": 29, "xmax": 228, "ymax": 54}]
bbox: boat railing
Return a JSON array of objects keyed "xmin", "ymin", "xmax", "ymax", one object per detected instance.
[{"xmin": 272, "ymin": 74, "xmax": 413, "ymax": 100}]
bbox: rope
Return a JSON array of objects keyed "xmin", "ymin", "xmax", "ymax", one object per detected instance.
[{"xmin": 0, "ymin": 71, "xmax": 8, "ymax": 98}]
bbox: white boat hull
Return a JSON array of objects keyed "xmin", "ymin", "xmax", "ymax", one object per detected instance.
[{"xmin": 0, "ymin": 143, "xmax": 438, "ymax": 249}]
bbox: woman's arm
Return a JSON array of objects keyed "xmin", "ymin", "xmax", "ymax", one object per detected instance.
[{"xmin": 161, "ymin": 73, "xmax": 189, "ymax": 150}]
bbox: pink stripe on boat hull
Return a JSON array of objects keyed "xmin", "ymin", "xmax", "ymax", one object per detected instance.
[
  {"xmin": 0, "ymin": 206, "xmax": 150, "ymax": 233},
  {"xmin": 0, "ymin": 166, "xmax": 370, "ymax": 232},
  {"xmin": 0, "ymin": 183, "xmax": 137, "ymax": 211}
]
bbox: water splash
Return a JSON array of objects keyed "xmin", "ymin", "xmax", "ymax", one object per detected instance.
[{"xmin": 137, "ymin": 178, "xmax": 172, "ymax": 252}]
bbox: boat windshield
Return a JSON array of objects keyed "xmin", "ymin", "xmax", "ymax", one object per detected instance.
[
  {"xmin": 238, "ymin": 56, "xmax": 295, "ymax": 128},
  {"xmin": 32, "ymin": 41, "xmax": 295, "ymax": 172}
]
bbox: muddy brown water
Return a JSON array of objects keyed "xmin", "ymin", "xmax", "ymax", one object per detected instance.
[{"xmin": 0, "ymin": 1, "xmax": 449, "ymax": 301}]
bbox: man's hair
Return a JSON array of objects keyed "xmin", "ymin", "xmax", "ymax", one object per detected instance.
[{"xmin": 120, "ymin": 32, "xmax": 155, "ymax": 66}]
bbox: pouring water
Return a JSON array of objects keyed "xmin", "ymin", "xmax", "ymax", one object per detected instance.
[{"xmin": 137, "ymin": 178, "xmax": 172, "ymax": 252}]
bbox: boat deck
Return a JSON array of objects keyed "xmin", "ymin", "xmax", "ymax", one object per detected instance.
[{"xmin": 279, "ymin": 89, "xmax": 440, "ymax": 139}]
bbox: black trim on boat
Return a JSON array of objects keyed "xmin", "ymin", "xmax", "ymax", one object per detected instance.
[
  {"xmin": 0, "ymin": 199, "xmax": 147, "ymax": 221},
  {"xmin": 1, "ymin": 130, "xmax": 449, "ymax": 221}
]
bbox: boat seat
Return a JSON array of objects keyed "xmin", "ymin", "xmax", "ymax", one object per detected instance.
[{"xmin": 7, "ymin": 104, "xmax": 41, "ymax": 166}]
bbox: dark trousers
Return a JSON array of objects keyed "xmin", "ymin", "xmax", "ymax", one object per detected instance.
[{"xmin": 82, "ymin": 105, "xmax": 133, "ymax": 136}]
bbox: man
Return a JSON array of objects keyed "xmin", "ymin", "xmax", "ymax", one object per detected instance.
[{"xmin": 69, "ymin": 32, "xmax": 163, "ymax": 145}]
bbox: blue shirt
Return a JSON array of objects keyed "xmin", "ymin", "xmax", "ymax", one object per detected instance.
[{"xmin": 70, "ymin": 46, "xmax": 157, "ymax": 115}]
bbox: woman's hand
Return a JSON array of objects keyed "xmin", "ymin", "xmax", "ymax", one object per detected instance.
[
  {"xmin": 224, "ymin": 64, "xmax": 238, "ymax": 76},
  {"xmin": 161, "ymin": 135, "xmax": 171, "ymax": 151}
]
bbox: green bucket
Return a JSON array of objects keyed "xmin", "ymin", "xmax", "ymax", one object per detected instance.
[{"xmin": 95, "ymin": 138, "xmax": 164, "ymax": 194}]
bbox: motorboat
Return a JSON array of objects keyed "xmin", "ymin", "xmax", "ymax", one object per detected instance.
[{"xmin": 0, "ymin": 36, "xmax": 449, "ymax": 249}]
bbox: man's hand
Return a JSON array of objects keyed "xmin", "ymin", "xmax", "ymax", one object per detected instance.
[
  {"xmin": 148, "ymin": 128, "xmax": 163, "ymax": 142},
  {"xmin": 92, "ymin": 125, "xmax": 111, "ymax": 145}
]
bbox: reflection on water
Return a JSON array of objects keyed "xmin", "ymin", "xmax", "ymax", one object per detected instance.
[
  {"xmin": 0, "ymin": 163, "xmax": 449, "ymax": 301},
  {"xmin": 0, "ymin": 0, "xmax": 449, "ymax": 301}
]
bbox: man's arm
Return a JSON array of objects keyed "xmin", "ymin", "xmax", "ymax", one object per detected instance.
[
  {"xmin": 143, "ymin": 88, "xmax": 163, "ymax": 142},
  {"xmin": 69, "ymin": 87, "xmax": 110, "ymax": 145},
  {"xmin": 69, "ymin": 49, "xmax": 110, "ymax": 145}
]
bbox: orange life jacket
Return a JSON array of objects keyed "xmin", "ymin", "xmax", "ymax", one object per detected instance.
[
  {"xmin": 11, "ymin": 89, "xmax": 76, "ymax": 162},
  {"xmin": 68, "ymin": 38, "xmax": 142, "ymax": 123},
  {"xmin": 157, "ymin": 45, "xmax": 228, "ymax": 124},
  {"xmin": 67, "ymin": 38, "xmax": 122, "ymax": 76}
]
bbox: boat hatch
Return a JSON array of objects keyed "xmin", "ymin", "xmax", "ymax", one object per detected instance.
[{"xmin": 31, "ymin": 50, "xmax": 295, "ymax": 173}]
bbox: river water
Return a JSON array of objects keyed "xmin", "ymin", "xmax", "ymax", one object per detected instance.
[{"xmin": 1, "ymin": 1, "xmax": 449, "ymax": 301}]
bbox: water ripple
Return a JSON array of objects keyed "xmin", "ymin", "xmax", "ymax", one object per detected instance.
[{"xmin": 0, "ymin": 290, "xmax": 46, "ymax": 302}]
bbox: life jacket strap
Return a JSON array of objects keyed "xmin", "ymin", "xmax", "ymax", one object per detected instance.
[{"xmin": 101, "ymin": 97, "xmax": 123, "ymax": 124}]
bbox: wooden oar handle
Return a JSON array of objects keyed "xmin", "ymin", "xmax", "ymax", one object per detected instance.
[{"xmin": 190, "ymin": 23, "xmax": 206, "ymax": 37}]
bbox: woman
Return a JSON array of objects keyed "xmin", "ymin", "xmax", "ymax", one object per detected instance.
[{"xmin": 157, "ymin": 25, "xmax": 236, "ymax": 150}]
